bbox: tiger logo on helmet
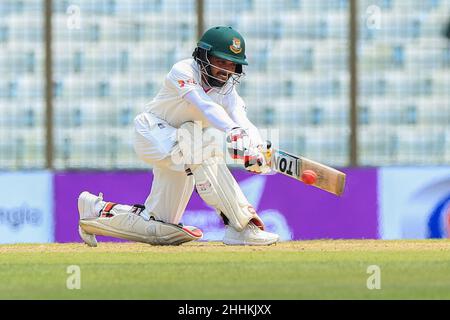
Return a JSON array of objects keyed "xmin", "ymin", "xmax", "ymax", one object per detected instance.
[{"xmin": 229, "ymin": 38, "xmax": 242, "ymax": 54}]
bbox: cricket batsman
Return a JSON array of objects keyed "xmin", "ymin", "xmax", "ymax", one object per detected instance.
[{"xmin": 77, "ymin": 26, "xmax": 280, "ymax": 246}]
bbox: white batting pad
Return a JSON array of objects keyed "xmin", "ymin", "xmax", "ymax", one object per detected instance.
[
  {"xmin": 192, "ymin": 157, "xmax": 264, "ymax": 231},
  {"xmin": 178, "ymin": 121, "xmax": 264, "ymax": 232},
  {"xmin": 79, "ymin": 213, "xmax": 202, "ymax": 246}
]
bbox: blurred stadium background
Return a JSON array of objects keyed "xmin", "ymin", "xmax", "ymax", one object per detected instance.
[{"xmin": 0, "ymin": 0, "xmax": 449, "ymax": 243}]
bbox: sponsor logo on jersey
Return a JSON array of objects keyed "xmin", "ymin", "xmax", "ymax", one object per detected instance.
[
  {"xmin": 229, "ymin": 38, "xmax": 242, "ymax": 54},
  {"xmin": 177, "ymin": 79, "xmax": 197, "ymax": 88}
]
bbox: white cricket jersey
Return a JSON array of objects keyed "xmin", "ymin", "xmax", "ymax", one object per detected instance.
[
  {"xmin": 145, "ymin": 59, "xmax": 237, "ymax": 127},
  {"xmin": 143, "ymin": 58, "xmax": 263, "ymax": 146}
]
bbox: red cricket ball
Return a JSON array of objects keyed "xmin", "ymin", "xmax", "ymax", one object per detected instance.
[{"xmin": 301, "ymin": 170, "xmax": 317, "ymax": 185}]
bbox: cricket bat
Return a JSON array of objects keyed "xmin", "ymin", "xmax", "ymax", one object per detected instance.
[{"xmin": 266, "ymin": 148, "xmax": 346, "ymax": 196}]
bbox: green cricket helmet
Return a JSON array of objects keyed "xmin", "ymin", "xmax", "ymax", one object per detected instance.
[{"xmin": 193, "ymin": 26, "xmax": 247, "ymax": 91}]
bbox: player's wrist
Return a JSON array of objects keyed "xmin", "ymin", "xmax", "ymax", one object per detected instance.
[{"xmin": 225, "ymin": 125, "xmax": 242, "ymax": 134}]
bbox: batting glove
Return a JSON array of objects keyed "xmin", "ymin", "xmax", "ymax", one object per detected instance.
[{"xmin": 226, "ymin": 127, "xmax": 267, "ymax": 174}]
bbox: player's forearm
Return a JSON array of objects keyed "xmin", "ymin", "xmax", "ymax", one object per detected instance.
[
  {"xmin": 229, "ymin": 108, "xmax": 264, "ymax": 147},
  {"xmin": 245, "ymin": 122, "xmax": 264, "ymax": 147},
  {"xmin": 201, "ymin": 102, "xmax": 240, "ymax": 132},
  {"xmin": 184, "ymin": 89, "xmax": 239, "ymax": 132}
]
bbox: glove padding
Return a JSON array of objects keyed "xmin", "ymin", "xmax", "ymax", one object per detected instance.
[{"xmin": 226, "ymin": 128, "xmax": 270, "ymax": 174}]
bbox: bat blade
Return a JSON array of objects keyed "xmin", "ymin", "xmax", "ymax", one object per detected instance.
[{"xmin": 270, "ymin": 149, "xmax": 346, "ymax": 196}]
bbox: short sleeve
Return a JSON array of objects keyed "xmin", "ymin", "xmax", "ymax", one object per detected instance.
[{"xmin": 166, "ymin": 62, "xmax": 202, "ymax": 98}]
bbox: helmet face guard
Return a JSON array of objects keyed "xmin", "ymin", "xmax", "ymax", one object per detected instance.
[{"xmin": 193, "ymin": 47, "xmax": 245, "ymax": 95}]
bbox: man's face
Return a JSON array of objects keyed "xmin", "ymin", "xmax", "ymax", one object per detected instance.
[{"xmin": 208, "ymin": 55, "xmax": 237, "ymax": 83}]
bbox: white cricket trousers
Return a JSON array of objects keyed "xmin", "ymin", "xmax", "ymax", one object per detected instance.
[{"xmin": 133, "ymin": 112, "xmax": 195, "ymax": 224}]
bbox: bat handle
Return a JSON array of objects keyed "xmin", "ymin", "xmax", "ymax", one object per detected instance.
[{"xmin": 264, "ymin": 140, "xmax": 272, "ymax": 165}]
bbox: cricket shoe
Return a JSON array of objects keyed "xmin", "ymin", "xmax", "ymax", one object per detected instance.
[
  {"xmin": 78, "ymin": 225, "xmax": 98, "ymax": 247},
  {"xmin": 78, "ymin": 191, "xmax": 106, "ymax": 247},
  {"xmin": 78, "ymin": 191, "xmax": 105, "ymax": 220},
  {"xmin": 222, "ymin": 222, "xmax": 279, "ymax": 246}
]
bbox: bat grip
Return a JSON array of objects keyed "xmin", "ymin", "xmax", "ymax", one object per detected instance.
[{"xmin": 263, "ymin": 140, "xmax": 272, "ymax": 165}]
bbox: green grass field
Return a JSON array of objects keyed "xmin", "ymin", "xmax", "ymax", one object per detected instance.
[{"xmin": 1, "ymin": 240, "xmax": 449, "ymax": 299}]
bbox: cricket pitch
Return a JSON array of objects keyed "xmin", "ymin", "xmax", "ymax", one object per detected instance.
[{"xmin": 1, "ymin": 240, "xmax": 449, "ymax": 299}]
